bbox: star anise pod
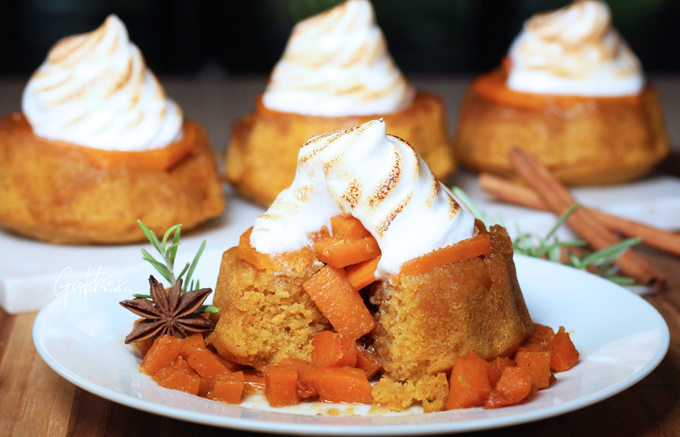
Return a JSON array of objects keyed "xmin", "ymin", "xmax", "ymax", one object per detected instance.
[{"xmin": 120, "ymin": 275, "xmax": 215, "ymax": 344}]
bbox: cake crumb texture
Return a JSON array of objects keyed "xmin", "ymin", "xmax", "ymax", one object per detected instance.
[{"xmin": 208, "ymin": 248, "xmax": 330, "ymax": 370}]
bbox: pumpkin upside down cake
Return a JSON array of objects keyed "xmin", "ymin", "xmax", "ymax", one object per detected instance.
[
  {"xmin": 0, "ymin": 15, "xmax": 224, "ymax": 244},
  {"xmin": 226, "ymin": 0, "xmax": 454, "ymax": 206},
  {"xmin": 209, "ymin": 119, "xmax": 533, "ymax": 411}
]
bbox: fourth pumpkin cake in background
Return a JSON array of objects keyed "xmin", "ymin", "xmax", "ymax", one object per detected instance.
[
  {"xmin": 225, "ymin": 0, "xmax": 454, "ymax": 206},
  {"xmin": 453, "ymin": 0, "xmax": 668, "ymax": 186}
]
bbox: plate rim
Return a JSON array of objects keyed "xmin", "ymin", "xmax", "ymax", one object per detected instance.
[{"xmin": 32, "ymin": 254, "xmax": 671, "ymax": 436}]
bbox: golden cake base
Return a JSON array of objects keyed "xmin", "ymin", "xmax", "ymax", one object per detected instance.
[
  {"xmin": 209, "ymin": 225, "xmax": 532, "ymax": 384},
  {"xmin": 371, "ymin": 225, "xmax": 532, "ymax": 382},
  {"xmin": 453, "ymin": 70, "xmax": 669, "ymax": 186},
  {"xmin": 0, "ymin": 114, "xmax": 225, "ymax": 244},
  {"xmin": 207, "ymin": 247, "xmax": 330, "ymax": 370},
  {"xmin": 226, "ymin": 91, "xmax": 455, "ymax": 206}
]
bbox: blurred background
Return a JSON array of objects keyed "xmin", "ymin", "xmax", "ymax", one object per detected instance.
[{"xmin": 0, "ymin": 0, "xmax": 678, "ymax": 79}]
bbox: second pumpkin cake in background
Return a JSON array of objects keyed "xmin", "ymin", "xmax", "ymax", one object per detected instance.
[
  {"xmin": 0, "ymin": 15, "xmax": 225, "ymax": 244},
  {"xmin": 226, "ymin": 0, "xmax": 454, "ymax": 206},
  {"xmin": 209, "ymin": 119, "xmax": 533, "ymax": 411},
  {"xmin": 453, "ymin": 0, "xmax": 668, "ymax": 186}
]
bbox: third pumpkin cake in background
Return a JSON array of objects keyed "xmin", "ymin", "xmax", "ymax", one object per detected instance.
[
  {"xmin": 209, "ymin": 119, "xmax": 533, "ymax": 411},
  {"xmin": 453, "ymin": 0, "xmax": 668, "ymax": 186},
  {"xmin": 225, "ymin": 0, "xmax": 454, "ymax": 206}
]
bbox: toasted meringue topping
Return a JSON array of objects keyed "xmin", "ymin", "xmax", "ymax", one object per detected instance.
[
  {"xmin": 22, "ymin": 15, "xmax": 183, "ymax": 151},
  {"xmin": 250, "ymin": 119, "xmax": 475, "ymax": 281},
  {"xmin": 262, "ymin": 0, "xmax": 415, "ymax": 117},
  {"xmin": 507, "ymin": 0, "xmax": 644, "ymax": 96}
]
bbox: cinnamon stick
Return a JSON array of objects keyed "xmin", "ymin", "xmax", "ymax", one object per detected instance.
[
  {"xmin": 479, "ymin": 172, "xmax": 680, "ymax": 258},
  {"xmin": 508, "ymin": 149, "xmax": 665, "ymax": 289}
]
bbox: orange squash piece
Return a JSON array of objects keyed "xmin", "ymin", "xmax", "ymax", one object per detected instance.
[
  {"xmin": 171, "ymin": 356, "xmax": 198, "ymax": 375},
  {"xmin": 216, "ymin": 355, "xmax": 243, "ymax": 373},
  {"xmin": 473, "ymin": 68, "xmax": 640, "ymax": 112},
  {"xmin": 515, "ymin": 351, "xmax": 552, "ymax": 389},
  {"xmin": 399, "ymin": 234, "xmax": 492, "ymax": 277},
  {"xmin": 186, "ymin": 348, "xmax": 231, "ymax": 382},
  {"xmin": 549, "ymin": 327, "xmax": 579, "ymax": 372},
  {"xmin": 346, "ymin": 257, "xmax": 380, "ymax": 291},
  {"xmin": 533, "ymin": 324, "xmax": 556, "ymax": 341},
  {"xmin": 265, "ymin": 365, "xmax": 301, "ymax": 407},
  {"xmin": 446, "ymin": 352, "xmax": 492, "ymax": 410},
  {"xmin": 209, "ymin": 371, "xmax": 245, "ymax": 404},
  {"xmin": 180, "ymin": 333, "xmax": 207, "ymax": 359},
  {"xmin": 152, "ymin": 366, "xmax": 202, "ymax": 395},
  {"xmin": 484, "ymin": 367, "xmax": 533, "ymax": 409},
  {"xmin": 312, "ymin": 331, "xmax": 358, "ymax": 367},
  {"xmin": 516, "ymin": 324, "xmax": 554, "ymax": 354},
  {"xmin": 278, "ymin": 357, "xmax": 309, "ymax": 368},
  {"xmin": 331, "ymin": 215, "xmax": 371, "ymax": 239},
  {"xmin": 243, "ymin": 371, "xmax": 266, "ymax": 395},
  {"xmin": 140, "ymin": 335, "xmax": 184, "ymax": 376},
  {"xmin": 355, "ymin": 345, "xmax": 381, "ymax": 379},
  {"xmin": 296, "ymin": 366, "xmax": 373, "ymax": 404},
  {"xmin": 314, "ymin": 235, "xmax": 381, "ymax": 269},
  {"xmin": 303, "ymin": 265, "xmax": 375, "ymax": 341},
  {"xmin": 134, "ymin": 337, "xmax": 154, "ymax": 357},
  {"xmin": 487, "ymin": 356, "xmax": 516, "ymax": 389},
  {"xmin": 238, "ymin": 227, "xmax": 315, "ymax": 273}
]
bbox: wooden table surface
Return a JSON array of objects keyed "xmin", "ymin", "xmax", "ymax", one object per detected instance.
[{"xmin": 0, "ymin": 77, "xmax": 679, "ymax": 436}]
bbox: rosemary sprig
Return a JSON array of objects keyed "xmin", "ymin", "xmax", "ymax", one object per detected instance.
[
  {"xmin": 137, "ymin": 220, "xmax": 207, "ymax": 293},
  {"xmin": 451, "ymin": 187, "xmax": 642, "ymax": 286}
]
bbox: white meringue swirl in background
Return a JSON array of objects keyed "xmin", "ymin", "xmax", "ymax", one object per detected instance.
[
  {"xmin": 262, "ymin": 0, "xmax": 415, "ymax": 117},
  {"xmin": 250, "ymin": 119, "xmax": 475, "ymax": 281},
  {"xmin": 22, "ymin": 14, "xmax": 183, "ymax": 151},
  {"xmin": 507, "ymin": 0, "xmax": 644, "ymax": 96}
]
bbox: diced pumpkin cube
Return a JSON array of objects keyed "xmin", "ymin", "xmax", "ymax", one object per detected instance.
[
  {"xmin": 515, "ymin": 351, "xmax": 551, "ymax": 389},
  {"xmin": 278, "ymin": 357, "xmax": 308, "ymax": 368},
  {"xmin": 140, "ymin": 335, "xmax": 184, "ymax": 376},
  {"xmin": 171, "ymin": 356, "xmax": 198, "ymax": 375},
  {"xmin": 355, "ymin": 344, "xmax": 381, "ymax": 379},
  {"xmin": 484, "ymin": 367, "xmax": 533, "ymax": 409},
  {"xmin": 311, "ymin": 331, "xmax": 358, "ymax": 367},
  {"xmin": 314, "ymin": 235, "xmax": 381, "ymax": 269},
  {"xmin": 446, "ymin": 352, "xmax": 492, "ymax": 410},
  {"xmin": 209, "ymin": 371, "xmax": 245, "ymax": 404},
  {"xmin": 152, "ymin": 366, "xmax": 201, "ymax": 395},
  {"xmin": 296, "ymin": 366, "xmax": 373, "ymax": 404},
  {"xmin": 303, "ymin": 265, "xmax": 375, "ymax": 340},
  {"xmin": 487, "ymin": 356, "xmax": 516, "ymax": 389},
  {"xmin": 345, "ymin": 257, "xmax": 380, "ymax": 291},
  {"xmin": 331, "ymin": 215, "xmax": 370, "ymax": 239},
  {"xmin": 180, "ymin": 333, "xmax": 206, "ymax": 359},
  {"xmin": 243, "ymin": 371, "xmax": 266, "ymax": 395},
  {"xmin": 187, "ymin": 348, "xmax": 231, "ymax": 382},
  {"xmin": 549, "ymin": 327, "xmax": 579, "ymax": 372},
  {"xmin": 265, "ymin": 365, "xmax": 300, "ymax": 407},
  {"xmin": 216, "ymin": 355, "xmax": 243, "ymax": 372}
]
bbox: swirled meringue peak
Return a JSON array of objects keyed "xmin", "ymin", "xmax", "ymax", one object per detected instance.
[
  {"xmin": 22, "ymin": 15, "xmax": 183, "ymax": 151},
  {"xmin": 262, "ymin": 0, "xmax": 415, "ymax": 117},
  {"xmin": 507, "ymin": 0, "xmax": 644, "ymax": 96},
  {"xmin": 250, "ymin": 119, "xmax": 475, "ymax": 281}
]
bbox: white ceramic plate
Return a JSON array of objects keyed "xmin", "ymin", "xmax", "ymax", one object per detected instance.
[{"xmin": 33, "ymin": 254, "xmax": 669, "ymax": 435}]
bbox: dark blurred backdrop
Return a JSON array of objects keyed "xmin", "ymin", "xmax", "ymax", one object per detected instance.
[{"xmin": 0, "ymin": 0, "xmax": 678, "ymax": 78}]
